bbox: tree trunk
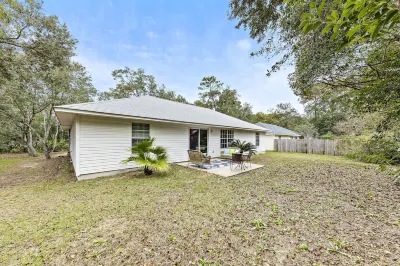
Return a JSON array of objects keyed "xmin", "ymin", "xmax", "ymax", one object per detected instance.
[
  {"xmin": 26, "ymin": 129, "xmax": 38, "ymax": 157},
  {"xmin": 40, "ymin": 107, "xmax": 54, "ymax": 160},
  {"xmin": 42, "ymin": 142, "xmax": 51, "ymax": 160},
  {"xmin": 144, "ymin": 166, "xmax": 153, "ymax": 175}
]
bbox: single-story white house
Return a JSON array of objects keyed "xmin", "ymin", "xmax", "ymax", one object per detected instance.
[
  {"xmin": 255, "ymin": 122, "xmax": 302, "ymax": 150},
  {"xmin": 54, "ymin": 96, "xmax": 269, "ymax": 180}
]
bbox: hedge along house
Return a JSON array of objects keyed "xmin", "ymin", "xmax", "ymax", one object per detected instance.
[
  {"xmin": 54, "ymin": 96, "xmax": 269, "ymax": 180},
  {"xmin": 255, "ymin": 122, "xmax": 302, "ymax": 151}
]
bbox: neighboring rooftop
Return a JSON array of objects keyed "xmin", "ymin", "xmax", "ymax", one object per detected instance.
[
  {"xmin": 55, "ymin": 96, "xmax": 267, "ymax": 131},
  {"xmin": 256, "ymin": 122, "xmax": 302, "ymax": 137}
]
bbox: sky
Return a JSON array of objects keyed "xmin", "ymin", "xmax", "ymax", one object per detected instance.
[{"xmin": 43, "ymin": 0, "xmax": 303, "ymax": 113}]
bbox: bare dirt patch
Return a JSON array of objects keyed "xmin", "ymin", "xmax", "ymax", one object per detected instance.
[{"xmin": 0, "ymin": 155, "xmax": 74, "ymax": 188}]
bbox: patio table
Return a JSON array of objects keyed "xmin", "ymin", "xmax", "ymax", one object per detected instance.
[{"xmin": 231, "ymin": 153, "xmax": 247, "ymax": 171}]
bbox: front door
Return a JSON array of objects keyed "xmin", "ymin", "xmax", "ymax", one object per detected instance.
[{"xmin": 189, "ymin": 129, "xmax": 208, "ymax": 154}]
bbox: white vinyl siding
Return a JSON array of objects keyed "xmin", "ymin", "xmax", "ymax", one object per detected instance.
[
  {"xmin": 70, "ymin": 118, "xmax": 77, "ymax": 175},
  {"xmin": 150, "ymin": 122, "xmax": 189, "ymax": 162},
  {"xmin": 262, "ymin": 135, "xmax": 275, "ymax": 151},
  {"xmin": 208, "ymin": 128, "xmax": 221, "ymax": 158},
  {"xmin": 74, "ymin": 114, "xmax": 267, "ymax": 178},
  {"xmin": 235, "ymin": 130, "xmax": 268, "ymax": 153},
  {"xmin": 79, "ymin": 116, "xmax": 135, "ymax": 175},
  {"xmin": 77, "ymin": 116, "xmax": 191, "ymax": 176}
]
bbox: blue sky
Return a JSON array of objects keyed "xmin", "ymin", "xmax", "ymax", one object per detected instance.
[{"xmin": 43, "ymin": 0, "xmax": 302, "ymax": 113}]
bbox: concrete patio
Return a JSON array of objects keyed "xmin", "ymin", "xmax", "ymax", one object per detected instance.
[{"xmin": 176, "ymin": 159, "xmax": 264, "ymax": 177}]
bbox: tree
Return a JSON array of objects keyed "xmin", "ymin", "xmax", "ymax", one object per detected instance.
[
  {"xmin": 195, "ymin": 76, "xmax": 254, "ymax": 122},
  {"xmin": 122, "ymin": 138, "xmax": 169, "ymax": 175},
  {"xmin": 98, "ymin": 67, "xmax": 188, "ymax": 103},
  {"xmin": 0, "ymin": 0, "xmax": 96, "ymax": 158},
  {"xmin": 229, "ymin": 0, "xmax": 400, "ymax": 136},
  {"xmin": 195, "ymin": 76, "xmax": 225, "ymax": 110},
  {"xmin": 0, "ymin": 0, "xmax": 76, "ymax": 80},
  {"xmin": 296, "ymin": 0, "xmax": 400, "ymax": 48},
  {"xmin": 0, "ymin": 55, "xmax": 96, "ymax": 158},
  {"xmin": 255, "ymin": 103, "xmax": 303, "ymax": 131},
  {"xmin": 294, "ymin": 120, "xmax": 318, "ymax": 139},
  {"xmin": 334, "ymin": 112, "xmax": 382, "ymax": 136},
  {"xmin": 34, "ymin": 62, "xmax": 96, "ymax": 159}
]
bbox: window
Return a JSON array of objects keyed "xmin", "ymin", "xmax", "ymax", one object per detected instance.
[
  {"xmin": 220, "ymin": 130, "xmax": 234, "ymax": 148},
  {"xmin": 132, "ymin": 123, "xmax": 150, "ymax": 146},
  {"xmin": 255, "ymin": 133, "xmax": 260, "ymax": 146}
]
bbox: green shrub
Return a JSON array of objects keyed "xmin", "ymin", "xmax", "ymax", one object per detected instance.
[
  {"xmin": 345, "ymin": 136, "xmax": 400, "ymax": 165},
  {"xmin": 320, "ymin": 132, "xmax": 335, "ymax": 140},
  {"xmin": 345, "ymin": 153, "xmax": 392, "ymax": 164}
]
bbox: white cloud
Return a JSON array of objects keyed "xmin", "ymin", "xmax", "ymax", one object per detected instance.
[
  {"xmin": 108, "ymin": 0, "xmax": 113, "ymax": 7},
  {"xmin": 146, "ymin": 31, "xmax": 158, "ymax": 39},
  {"xmin": 236, "ymin": 39, "xmax": 252, "ymax": 52}
]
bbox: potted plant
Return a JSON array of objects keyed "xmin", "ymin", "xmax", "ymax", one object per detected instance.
[{"xmin": 230, "ymin": 139, "xmax": 256, "ymax": 154}]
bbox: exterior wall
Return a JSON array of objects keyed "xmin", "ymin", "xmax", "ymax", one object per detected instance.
[
  {"xmin": 260, "ymin": 135, "xmax": 301, "ymax": 151},
  {"xmin": 277, "ymin": 136, "xmax": 294, "ymax": 140},
  {"xmin": 261, "ymin": 134, "xmax": 275, "ymax": 151},
  {"xmin": 208, "ymin": 128, "xmax": 222, "ymax": 158},
  {"xmin": 150, "ymin": 122, "xmax": 189, "ymax": 162},
  {"xmin": 79, "ymin": 116, "xmax": 135, "ymax": 176},
  {"xmin": 77, "ymin": 115, "xmax": 192, "ymax": 179},
  {"xmin": 74, "ymin": 114, "xmax": 267, "ymax": 180},
  {"xmin": 235, "ymin": 130, "xmax": 267, "ymax": 153},
  {"xmin": 69, "ymin": 118, "xmax": 77, "ymax": 175}
]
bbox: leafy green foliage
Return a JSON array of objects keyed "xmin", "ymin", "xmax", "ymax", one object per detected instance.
[
  {"xmin": 345, "ymin": 135, "xmax": 400, "ymax": 165},
  {"xmin": 230, "ymin": 139, "xmax": 256, "ymax": 153},
  {"xmin": 229, "ymin": 0, "xmax": 400, "ymax": 161},
  {"xmin": 299, "ymin": 243, "xmax": 309, "ymax": 251},
  {"xmin": 0, "ymin": 0, "xmax": 96, "ymax": 157},
  {"xmin": 295, "ymin": 0, "xmax": 400, "ymax": 48},
  {"xmin": 122, "ymin": 138, "xmax": 169, "ymax": 175},
  {"xmin": 0, "ymin": 0, "xmax": 76, "ymax": 80},
  {"xmin": 98, "ymin": 67, "xmax": 187, "ymax": 103},
  {"xmin": 252, "ymin": 219, "xmax": 266, "ymax": 230},
  {"xmin": 194, "ymin": 76, "xmax": 254, "ymax": 122},
  {"xmin": 255, "ymin": 103, "xmax": 304, "ymax": 131}
]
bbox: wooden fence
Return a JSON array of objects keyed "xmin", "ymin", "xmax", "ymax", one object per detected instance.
[{"xmin": 274, "ymin": 139, "xmax": 358, "ymax": 156}]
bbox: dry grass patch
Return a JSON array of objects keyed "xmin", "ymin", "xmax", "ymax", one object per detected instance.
[{"xmin": 0, "ymin": 152, "xmax": 399, "ymax": 265}]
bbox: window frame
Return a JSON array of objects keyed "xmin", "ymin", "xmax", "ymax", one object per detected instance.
[
  {"xmin": 132, "ymin": 123, "xmax": 150, "ymax": 146},
  {"xmin": 220, "ymin": 129, "xmax": 234, "ymax": 148},
  {"xmin": 255, "ymin": 132, "xmax": 260, "ymax": 146}
]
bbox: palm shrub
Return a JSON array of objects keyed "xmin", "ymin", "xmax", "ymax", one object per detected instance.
[
  {"xmin": 230, "ymin": 139, "xmax": 256, "ymax": 153},
  {"xmin": 122, "ymin": 138, "xmax": 169, "ymax": 175}
]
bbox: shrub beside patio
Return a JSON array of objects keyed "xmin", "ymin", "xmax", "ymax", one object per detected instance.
[{"xmin": 0, "ymin": 152, "xmax": 399, "ymax": 265}]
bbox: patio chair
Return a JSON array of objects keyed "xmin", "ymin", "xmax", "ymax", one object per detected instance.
[
  {"xmin": 230, "ymin": 153, "xmax": 244, "ymax": 171},
  {"xmin": 187, "ymin": 150, "xmax": 211, "ymax": 167},
  {"xmin": 220, "ymin": 147, "xmax": 240, "ymax": 160},
  {"xmin": 242, "ymin": 151, "xmax": 253, "ymax": 168}
]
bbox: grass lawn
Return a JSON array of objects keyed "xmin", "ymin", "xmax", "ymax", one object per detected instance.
[
  {"xmin": 0, "ymin": 152, "xmax": 399, "ymax": 265},
  {"xmin": 0, "ymin": 157, "xmax": 28, "ymax": 174}
]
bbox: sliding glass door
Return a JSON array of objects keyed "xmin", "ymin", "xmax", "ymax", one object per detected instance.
[{"xmin": 189, "ymin": 129, "xmax": 208, "ymax": 154}]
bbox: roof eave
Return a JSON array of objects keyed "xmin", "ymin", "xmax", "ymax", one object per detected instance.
[{"xmin": 54, "ymin": 107, "xmax": 268, "ymax": 132}]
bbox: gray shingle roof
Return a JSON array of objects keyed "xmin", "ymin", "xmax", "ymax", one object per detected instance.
[
  {"xmin": 55, "ymin": 96, "xmax": 267, "ymax": 131},
  {"xmin": 256, "ymin": 122, "xmax": 302, "ymax": 137}
]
